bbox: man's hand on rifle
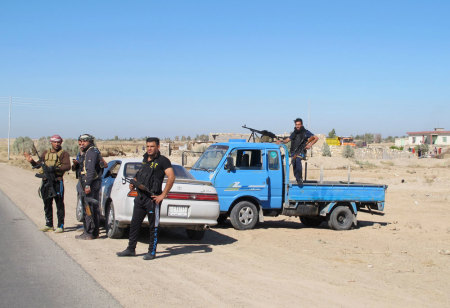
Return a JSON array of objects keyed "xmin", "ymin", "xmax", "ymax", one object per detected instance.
[
  {"xmin": 84, "ymin": 185, "xmax": 91, "ymax": 194},
  {"xmin": 129, "ymin": 178, "xmax": 137, "ymax": 191}
]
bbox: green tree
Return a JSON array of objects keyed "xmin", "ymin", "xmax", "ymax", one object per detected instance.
[
  {"xmin": 342, "ymin": 145, "xmax": 355, "ymax": 158},
  {"xmin": 322, "ymin": 142, "xmax": 331, "ymax": 157},
  {"xmin": 328, "ymin": 129, "xmax": 337, "ymax": 138},
  {"xmin": 12, "ymin": 136, "xmax": 34, "ymax": 155},
  {"xmin": 62, "ymin": 138, "xmax": 79, "ymax": 156}
]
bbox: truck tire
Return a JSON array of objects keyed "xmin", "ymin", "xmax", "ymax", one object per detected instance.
[
  {"xmin": 230, "ymin": 201, "xmax": 258, "ymax": 230},
  {"xmin": 300, "ymin": 216, "xmax": 323, "ymax": 227},
  {"xmin": 328, "ymin": 206, "xmax": 354, "ymax": 230},
  {"xmin": 105, "ymin": 202, "xmax": 124, "ymax": 238},
  {"xmin": 76, "ymin": 195, "xmax": 84, "ymax": 222},
  {"xmin": 186, "ymin": 229, "xmax": 205, "ymax": 240}
]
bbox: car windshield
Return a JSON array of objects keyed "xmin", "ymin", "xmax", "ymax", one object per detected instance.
[
  {"xmin": 123, "ymin": 162, "xmax": 195, "ymax": 180},
  {"xmin": 191, "ymin": 145, "xmax": 229, "ymax": 171}
]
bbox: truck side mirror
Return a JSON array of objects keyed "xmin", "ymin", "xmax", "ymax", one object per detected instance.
[{"xmin": 224, "ymin": 156, "xmax": 235, "ymax": 171}]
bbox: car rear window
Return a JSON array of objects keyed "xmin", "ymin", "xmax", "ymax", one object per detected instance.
[{"xmin": 123, "ymin": 162, "xmax": 194, "ymax": 180}]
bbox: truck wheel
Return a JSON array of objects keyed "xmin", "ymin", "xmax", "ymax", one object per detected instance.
[
  {"xmin": 328, "ymin": 206, "xmax": 354, "ymax": 230},
  {"xmin": 76, "ymin": 195, "xmax": 84, "ymax": 222},
  {"xmin": 105, "ymin": 202, "xmax": 124, "ymax": 238},
  {"xmin": 186, "ymin": 229, "xmax": 205, "ymax": 240},
  {"xmin": 300, "ymin": 216, "xmax": 323, "ymax": 227},
  {"xmin": 230, "ymin": 201, "xmax": 258, "ymax": 230}
]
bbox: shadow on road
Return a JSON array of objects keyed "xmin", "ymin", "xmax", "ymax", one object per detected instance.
[{"xmin": 214, "ymin": 217, "xmax": 389, "ymax": 230}]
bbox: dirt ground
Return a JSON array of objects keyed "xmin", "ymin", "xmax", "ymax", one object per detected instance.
[{"xmin": 1, "ymin": 151, "xmax": 449, "ymax": 307}]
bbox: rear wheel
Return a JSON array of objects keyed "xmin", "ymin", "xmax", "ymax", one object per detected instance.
[
  {"xmin": 105, "ymin": 202, "xmax": 124, "ymax": 238},
  {"xmin": 300, "ymin": 216, "xmax": 323, "ymax": 227},
  {"xmin": 186, "ymin": 229, "xmax": 205, "ymax": 240},
  {"xmin": 328, "ymin": 206, "xmax": 354, "ymax": 230},
  {"xmin": 230, "ymin": 201, "xmax": 258, "ymax": 230}
]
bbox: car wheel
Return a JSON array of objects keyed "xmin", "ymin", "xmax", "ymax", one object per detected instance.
[
  {"xmin": 230, "ymin": 201, "xmax": 258, "ymax": 230},
  {"xmin": 76, "ymin": 195, "xmax": 84, "ymax": 222},
  {"xmin": 186, "ymin": 229, "xmax": 205, "ymax": 240},
  {"xmin": 327, "ymin": 206, "xmax": 354, "ymax": 230},
  {"xmin": 300, "ymin": 216, "xmax": 323, "ymax": 227},
  {"xmin": 105, "ymin": 202, "xmax": 124, "ymax": 238}
]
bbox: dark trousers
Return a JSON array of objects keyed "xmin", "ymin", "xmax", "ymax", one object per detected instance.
[
  {"xmin": 292, "ymin": 156, "xmax": 303, "ymax": 182},
  {"xmin": 43, "ymin": 180, "xmax": 65, "ymax": 228},
  {"xmin": 83, "ymin": 180, "xmax": 101, "ymax": 237},
  {"xmin": 127, "ymin": 196, "xmax": 160, "ymax": 256}
]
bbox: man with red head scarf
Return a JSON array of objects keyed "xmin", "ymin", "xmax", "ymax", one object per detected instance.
[{"xmin": 24, "ymin": 134, "xmax": 71, "ymax": 233}]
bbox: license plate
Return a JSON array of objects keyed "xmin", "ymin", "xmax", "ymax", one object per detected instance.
[{"xmin": 168, "ymin": 205, "xmax": 189, "ymax": 217}]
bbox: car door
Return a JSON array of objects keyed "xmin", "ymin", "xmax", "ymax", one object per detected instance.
[
  {"xmin": 100, "ymin": 160, "xmax": 121, "ymax": 214},
  {"xmin": 214, "ymin": 148, "xmax": 269, "ymax": 211},
  {"xmin": 266, "ymin": 149, "xmax": 283, "ymax": 208}
]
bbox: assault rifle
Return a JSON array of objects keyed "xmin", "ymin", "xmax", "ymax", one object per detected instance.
[
  {"xmin": 32, "ymin": 144, "xmax": 58, "ymax": 200},
  {"xmin": 79, "ymin": 190, "xmax": 99, "ymax": 217},
  {"xmin": 242, "ymin": 125, "xmax": 281, "ymax": 142},
  {"xmin": 124, "ymin": 177, "xmax": 155, "ymax": 196},
  {"xmin": 291, "ymin": 136, "xmax": 316, "ymax": 160}
]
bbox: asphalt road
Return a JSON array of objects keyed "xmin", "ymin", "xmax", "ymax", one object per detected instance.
[{"xmin": 0, "ymin": 189, "xmax": 121, "ymax": 308}]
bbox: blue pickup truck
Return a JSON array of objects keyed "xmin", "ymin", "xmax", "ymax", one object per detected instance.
[{"xmin": 190, "ymin": 141, "xmax": 387, "ymax": 230}]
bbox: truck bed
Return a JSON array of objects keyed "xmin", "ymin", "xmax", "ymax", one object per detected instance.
[{"xmin": 288, "ymin": 180, "xmax": 387, "ymax": 203}]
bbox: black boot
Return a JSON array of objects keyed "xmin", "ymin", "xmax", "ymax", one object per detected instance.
[
  {"xmin": 143, "ymin": 253, "xmax": 155, "ymax": 260},
  {"xmin": 116, "ymin": 248, "xmax": 136, "ymax": 257}
]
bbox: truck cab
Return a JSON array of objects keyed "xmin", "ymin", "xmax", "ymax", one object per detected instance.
[{"xmin": 190, "ymin": 142, "xmax": 288, "ymax": 229}]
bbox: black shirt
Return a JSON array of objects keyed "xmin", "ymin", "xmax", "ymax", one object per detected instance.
[{"xmin": 136, "ymin": 152, "xmax": 172, "ymax": 195}]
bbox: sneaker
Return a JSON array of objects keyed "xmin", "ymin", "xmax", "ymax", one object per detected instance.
[
  {"xmin": 116, "ymin": 249, "xmax": 136, "ymax": 257},
  {"xmin": 143, "ymin": 253, "xmax": 155, "ymax": 260},
  {"xmin": 54, "ymin": 227, "xmax": 64, "ymax": 233},
  {"xmin": 297, "ymin": 179, "xmax": 303, "ymax": 188},
  {"xmin": 40, "ymin": 226, "xmax": 54, "ymax": 232},
  {"xmin": 75, "ymin": 233, "xmax": 93, "ymax": 240}
]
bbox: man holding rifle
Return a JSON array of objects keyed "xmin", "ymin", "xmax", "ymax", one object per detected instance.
[
  {"xmin": 278, "ymin": 118, "xmax": 318, "ymax": 186},
  {"xmin": 75, "ymin": 134, "xmax": 103, "ymax": 240},
  {"xmin": 24, "ymin": 134, "xmax": 71, "ymax": 233},
  {"xmin": 117, "ymin": 137, "xmax": 175, "ymax": 260}
]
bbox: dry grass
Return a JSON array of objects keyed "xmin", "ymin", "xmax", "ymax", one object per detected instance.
[{"xmin": 354, "ymin": 160, "xmax": 377, "ymax": 169}]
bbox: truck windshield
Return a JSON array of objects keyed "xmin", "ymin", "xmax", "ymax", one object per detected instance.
[{"xmin": 191, "ymin": 145, "xmax": 229, "ymax": 171}]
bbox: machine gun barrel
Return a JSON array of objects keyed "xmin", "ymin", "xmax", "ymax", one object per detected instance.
[{"xmin": 242, "ymin": 125, "xmax": 280, "ymax": 141}]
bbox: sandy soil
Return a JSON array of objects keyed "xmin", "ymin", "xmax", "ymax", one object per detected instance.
[{"xmin": 1, "ymin": 154, "xmax": 449, "ymax": 307}]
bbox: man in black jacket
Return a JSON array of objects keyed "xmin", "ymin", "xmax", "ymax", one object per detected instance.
[
  {"xmin": 75, "ymin": 134, "xmax": 103, "ymax": 240},
  {"xmin": 278, "ymin": 118, "xmax": 318, "ymax": 186}
]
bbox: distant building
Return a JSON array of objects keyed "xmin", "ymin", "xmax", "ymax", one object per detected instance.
[
  {"xmin": 209, "ymin": 133, "xmax": 251, "ymax": 143},
  {"xmin": 397, "ymin": 128, "xmax": 450, "ymax": 146}
]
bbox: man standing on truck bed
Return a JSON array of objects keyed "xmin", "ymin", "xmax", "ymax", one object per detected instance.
[
  {"xmin": 117, "ymin": 137, "xmax": 175, "ymax": 260},
  {"xmin": 278, "ymin": 118, "xmax": 318, "ymax": 186}
]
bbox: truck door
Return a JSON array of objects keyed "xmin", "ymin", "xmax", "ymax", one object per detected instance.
[
  {"xmin": 215, "ymin": 148, "xmax": 269, "ymax": 212},
  {"xmin": 267, "ymin": 149, "xmax": 283, "ymax": 208}
]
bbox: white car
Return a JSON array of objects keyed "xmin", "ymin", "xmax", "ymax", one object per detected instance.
[{"xmin": 76, "ymin": 158, "xmax": 220, "ymax": 240}]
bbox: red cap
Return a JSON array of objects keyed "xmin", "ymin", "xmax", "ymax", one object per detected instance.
[{"xmin": 50, "ymin": 134, "xmax": 63, "ymax": 143}]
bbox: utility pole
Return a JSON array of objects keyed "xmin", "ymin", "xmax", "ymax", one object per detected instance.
[{"xmin": 8, "ymin": 96, "xmax": 11, "ymax": 160}]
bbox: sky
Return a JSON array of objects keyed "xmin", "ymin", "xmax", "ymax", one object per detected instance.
[{"xmin": 1, "ymin": 0, "xmax": 449, "ymax": 140}]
